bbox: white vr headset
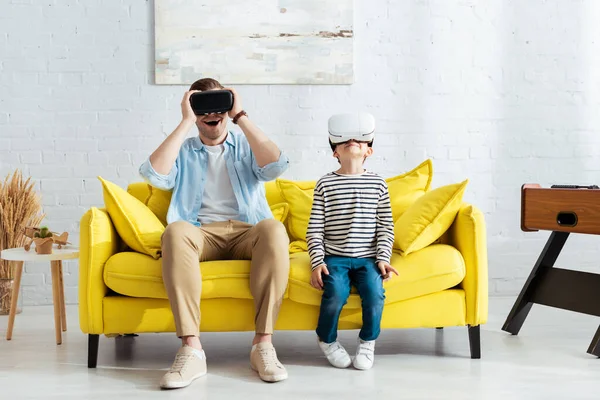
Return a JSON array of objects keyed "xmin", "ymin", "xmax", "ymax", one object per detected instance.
[{"xmin": 328, "ymin": 112, "xmax": 375, "ymax": 144}]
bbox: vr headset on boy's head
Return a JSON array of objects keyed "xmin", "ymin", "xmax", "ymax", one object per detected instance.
[
  {"xmin": 328, "ymin": 112, "xmax": 375, "ymax": 151},
  {"xmin": 189, "ymin": 90, "xmax": 234, "ymax": 115}
]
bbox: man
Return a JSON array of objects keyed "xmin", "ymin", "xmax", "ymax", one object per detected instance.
[{"xmin": 139, "ymin": 78, "xmax": 290, "ymax": 390}]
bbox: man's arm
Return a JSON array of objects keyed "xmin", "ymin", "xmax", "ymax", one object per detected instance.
[
  {"xmin": 149, "ymin": 91, "xmax": 198, "ymax": 175},
  {"xmin": 236, "ymin": 117, "xmax": 281, "ymax": 167},
  {"xmin": 226, "ymin": 87, "xmax": 281, "ymax": 168}
]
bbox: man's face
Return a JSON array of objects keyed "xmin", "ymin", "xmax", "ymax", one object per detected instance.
[{"xmin": 195, "ymin": 88, "xmax": 227, "ymax": 141}]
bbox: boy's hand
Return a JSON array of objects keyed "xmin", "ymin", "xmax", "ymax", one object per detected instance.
[
  {"xmin": 310, "ymin": 264, "xmax": 329, "ymax": 290},
  {"xmin": 378, "ymin": 261, "xmax": 399, "ymax": 282}
]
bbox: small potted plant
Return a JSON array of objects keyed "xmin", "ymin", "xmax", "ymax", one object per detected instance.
[{"xmin": 33, "ymin": 226, "xmax": 54, "ymax": 255}]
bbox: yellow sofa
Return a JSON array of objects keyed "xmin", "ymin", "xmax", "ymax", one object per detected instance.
[{"xmin": 79, "ymin": 162, "xmax": 488, "ymax": 368}]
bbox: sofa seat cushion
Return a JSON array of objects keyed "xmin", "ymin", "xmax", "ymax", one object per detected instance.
[
  {"xmin": 287, "ymin": 244, "xmax": 466, "ymax": 308},
  {"xmin": 104, "ymin": 252, "xmax": 289, "ymax": 300}
]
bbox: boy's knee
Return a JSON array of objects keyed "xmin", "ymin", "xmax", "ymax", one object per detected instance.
[
  {"xmin": 322, "ymin": 289, "xmax": 350, "ymax": 312},
  {"xmin": 361, "ymin": 286, "xmax": 385, "ymax": 307}
]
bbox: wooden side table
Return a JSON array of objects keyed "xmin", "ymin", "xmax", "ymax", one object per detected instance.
[{"xmin": 0, "ymin": 247, "xmax": 79, "ymax": 345}]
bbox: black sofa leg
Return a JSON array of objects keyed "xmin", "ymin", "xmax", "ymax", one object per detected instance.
[
  {"xmin": 88, "ymin": 334, "xmax": 99, "ymax": 368},
  {"xmin": 468, "ymin": 325, "xmax": 481, "ymax": 359}
]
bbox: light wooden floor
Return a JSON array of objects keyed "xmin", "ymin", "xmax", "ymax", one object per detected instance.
[{"xmin": 1, "ymin": 297, "xmax": 600, "ymax": 399}]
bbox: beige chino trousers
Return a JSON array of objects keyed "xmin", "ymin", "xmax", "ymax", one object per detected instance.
[{"xmin": 161, "ymin": 219, "xmax": 290, "ymax": 337}]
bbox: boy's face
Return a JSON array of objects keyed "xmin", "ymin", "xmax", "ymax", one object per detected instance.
[{"xmin": 333, "ymin": 139, "xmax": 374, "ymax": 163}]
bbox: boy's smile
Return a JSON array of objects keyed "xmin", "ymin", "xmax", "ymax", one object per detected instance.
[
  {"xmin": 333, "ymin": 139, "xmax": 374, "ymax": 175},
  {"xmin": 336, "ymin": 140, "xmax": 371, "ymax": 159}
]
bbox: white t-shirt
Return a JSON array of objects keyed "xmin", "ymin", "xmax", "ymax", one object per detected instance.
[{"xmin": 197, "ymin": 144, "xmax": 239, "ymax": 225}]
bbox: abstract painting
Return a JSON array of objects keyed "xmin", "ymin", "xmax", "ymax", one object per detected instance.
[{"xmin": 154, "ymin": 0, "xmax": 354, "ymax": 85}]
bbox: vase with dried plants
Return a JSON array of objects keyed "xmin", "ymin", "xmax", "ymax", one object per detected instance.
[{"xmin": 0, "ymin": 170, "xmax": 44, "ymax": 315}]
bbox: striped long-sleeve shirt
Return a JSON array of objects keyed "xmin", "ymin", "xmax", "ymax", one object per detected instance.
[{"xmin": 306, "ymin": 171, "xmax": 394, "ymax": 270}]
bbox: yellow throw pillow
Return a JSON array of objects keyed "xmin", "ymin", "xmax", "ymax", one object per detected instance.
[
  {"xmin": 386, "ymin": 159, "xmax": 433, "ymax": 221},
  {"xmin": 145, "ymin": 185, "xmax": 172, "ymax": 226},
  {"xmin": 126, "ymin": 182, "xmax": 150, "ymax": 203},
  {"xmin": 394, "ymin": 179, "xmax": 468, "ymax": 256},
  {"xmin": 276, "ymin": 179, "xmax": 316, "ymax": 241},
  {"xmin": 265, "ymin": 181, "xmax": 285, "ymax": 207},
  {"xmin": 276, "ymin": 161, "xmax": 433, "ymax": 242},
  {"xmin": 98, "ymin": 177, "xmax": 165, "ymax": 259},
  {"xmin": 270, "ymin": 202, "xmax": 289, "ymax": 223}
]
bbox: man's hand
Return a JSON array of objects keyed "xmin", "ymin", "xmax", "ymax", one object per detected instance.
[
  {"xmin": 310, "ymin": 264, "xmax": 329, "ymax": 290},
  {"xmin": 225, "ymin": 87, "xmax": 243, "ymax": 119},
  {"xmin": 377, "ymin": 261, "xmax": 399, "ymax": 282},
  {"xmin": 181, "ymin": 90, "xmax": 199, "ymax": 124}
]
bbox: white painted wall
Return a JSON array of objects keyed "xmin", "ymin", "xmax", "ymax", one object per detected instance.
[{"xmin": 2, "ymin": 0, "xmax": 600, "ymax": 305}]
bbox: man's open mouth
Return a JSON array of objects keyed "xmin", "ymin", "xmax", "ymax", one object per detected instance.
[{"xmin": 203, "ymin": 118, "xmax": 222, "ymax": 127}]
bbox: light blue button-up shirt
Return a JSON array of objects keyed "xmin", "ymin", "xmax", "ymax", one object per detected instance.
[{"xmin": 139, "ymin": 130, "xmax": 289, "ymax": 227}]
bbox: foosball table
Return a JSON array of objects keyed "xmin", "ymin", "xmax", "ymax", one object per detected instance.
[{"xmin": 502, "ymin": 184, "xmax": 600, "ymax": 356}]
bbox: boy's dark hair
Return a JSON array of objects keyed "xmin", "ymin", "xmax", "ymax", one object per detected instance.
[{"xmin": 189, "ymin": 78, "xmax": 224, "ymax": 91}]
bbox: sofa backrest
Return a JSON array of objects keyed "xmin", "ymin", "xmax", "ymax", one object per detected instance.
[{"xmin": 126, "ymin": 159, "xmax": 435, "ymax": 245}]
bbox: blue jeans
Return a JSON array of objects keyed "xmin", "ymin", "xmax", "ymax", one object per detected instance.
[{"xmin": 316, "ymin": 256, "xmax": 386, "ymax": 344}]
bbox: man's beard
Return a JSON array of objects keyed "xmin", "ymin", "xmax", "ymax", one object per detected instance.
[{"xmin": 200, "ymin": 127, "xmax": 225, "ymax": 140}]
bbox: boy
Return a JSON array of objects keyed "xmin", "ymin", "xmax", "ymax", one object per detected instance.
[{"xmin": 306, "ymin": 112, "xmax": 398, "ymax": 370}]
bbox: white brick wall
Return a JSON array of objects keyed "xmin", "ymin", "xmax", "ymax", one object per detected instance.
[{"xmin": 2, "ymin": 0, "xmax": 600, "ymax": 305}]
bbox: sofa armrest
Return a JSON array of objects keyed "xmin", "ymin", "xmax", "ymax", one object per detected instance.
[
  {"xmin": 79, "ymin": 207, "xmax": 119, "ymax": 334},
  {"xmin": 447, "ymin": 203, "xmax": 488, "ymax": 326}
]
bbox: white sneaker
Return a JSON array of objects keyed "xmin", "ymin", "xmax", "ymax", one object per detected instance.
[
  {"xmin": 318, "ymin": 338, "xmax": 352, "ymax": 368},
  {"xmin": 353, "ymin": 339, "xmax": 375, "ymax": 370},
  {"xmin": 250, "ymin": 342, "xmax": 288, "ymax": 382},
  {"xmin": 160, "ymin": 345, "xmax": 207, "ymax": 389}
]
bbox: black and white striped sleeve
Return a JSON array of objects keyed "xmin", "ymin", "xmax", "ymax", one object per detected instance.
[
  {"xmin": 306, "ymin": 183, "xmax": 326, "ymax": 270},
  {"xmin": 376, "ymin": 181, "xmax": 394, "ymax": 264}
]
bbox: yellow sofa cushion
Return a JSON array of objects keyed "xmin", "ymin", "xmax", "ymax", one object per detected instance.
[
  {"xmin": 287, "ymin": 244, "xmax": 465, "ymax": 308},
  {"xmin": 145, "ymin": 186, "xmax": 172, "ymax": 226},
  {"xmin": 289, "ymin": 240, "xmax": 308, "ymax": 254},
  {"xmin": 126, "ymin": 182, "xmax": 150, "ymax": 204},
  {"xmin": 265, "ymin": 180, "xmax": 285, "ymax": 206},
  {"xmin": 104, "ymin": 252, "xmax": 290, "ymax": 300},
  {"xmin": 276, "ymin": 159, "xmax": 433, "ymax": 242},
  {"xmin": 387, "ymin": 159, "xmax": 433, "ymax": 221},
  {"xmin": 394, "ymin": 180, "xmax": 468, "ymax": 256},
  {"xmin": 98, "ymin": 177, "xmax": 164, "ymax": 259},
  {"xmin": 275, "ymin": 179, "xmax": 316, "ymax": 241},
  {"xmin": 269, "ymin": 202, "xmax": 289, "ymax": 224}
]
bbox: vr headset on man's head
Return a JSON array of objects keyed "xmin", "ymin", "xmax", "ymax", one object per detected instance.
[
  {"xmin": 328, "ymin": 112, "xmax": 375, "ymax": 149},
  {"xmin": 189, "ymin": 90, "xmax": 234, "ymax": 115}
]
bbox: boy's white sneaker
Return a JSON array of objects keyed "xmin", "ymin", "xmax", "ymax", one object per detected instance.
[
  {"xmin": 353, "ymin": 339, "xmax": 375, "ymax": 370},
  {"xmin": 318, "ymin": 339, "xmax": 352, "ymax": 368}
]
